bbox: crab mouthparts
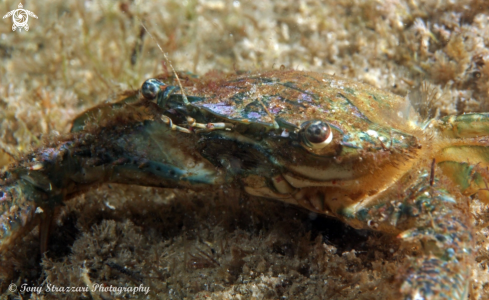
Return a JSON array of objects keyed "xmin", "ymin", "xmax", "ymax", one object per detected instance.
[
  {"xmin": 243, "ymin": 171, "xmax": 361, "ymax": 216},
  {"xmin": 244, "ymin": 153, "xmax": 417, "ymax": 217}
]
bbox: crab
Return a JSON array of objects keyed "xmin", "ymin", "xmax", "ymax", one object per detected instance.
[{"xmin": 0, "ymin": 69, "xmax": 484, "ymax": 299}]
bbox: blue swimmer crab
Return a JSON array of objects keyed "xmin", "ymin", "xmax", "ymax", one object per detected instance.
[{"xmin": 0, "ymin": 69, "xmax": 485, "ymax": 299}]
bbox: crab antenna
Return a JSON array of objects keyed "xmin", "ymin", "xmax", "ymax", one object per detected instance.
[{"xmin": 140, "ymin": 22, "xmax": 190, "ymax": 106}]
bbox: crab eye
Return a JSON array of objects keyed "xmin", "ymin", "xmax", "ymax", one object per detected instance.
[
  {"xmin": 141, "ymin": 79, "xmax": 165, "ymax": 100},
  {"xmin": 300, "ymin": 120, "xmax": 333, "ymax": 149}
]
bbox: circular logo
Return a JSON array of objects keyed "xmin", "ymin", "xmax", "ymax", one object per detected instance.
[
  {"xmin": 13, "ymin": 9, "xmax": 28, "ymax": 27},
  {"xmin": 8, "ymin": 283, "xmax": 17, "ymax": 292}
]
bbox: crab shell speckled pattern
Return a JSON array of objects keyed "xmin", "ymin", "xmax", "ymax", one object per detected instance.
[
  {"xmin": 1, "ymin": 70, "xmax": 486, "ymax": 299},
  {"xmin": 180, "ymin": 70, "xmax": 425, "ymax": 215}
]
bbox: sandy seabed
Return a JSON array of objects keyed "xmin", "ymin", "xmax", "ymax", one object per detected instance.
[{"xmin": 1, "ymin": 0, "xmax": 489, "ymax": 299}]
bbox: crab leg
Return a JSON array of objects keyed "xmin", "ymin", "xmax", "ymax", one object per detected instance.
[
  {"xmin": 431, "ymin": 113, "xmax": 489, "ymax": 203},
  {"xmin": 437, "ymin": 113, "xmax": 489, "ymax": 139},
  {"xmin": 0, "ymin": 98, "xmax": 223, "ymax": 253},
  {"xmin": 437, "ymin": 158, "xmax": 489, "ymax": 203},
  {"xmin": 0, "ymin": 176, "xmax": 43, "ymax": 253},
  {"xmin": 339, "ymin": 165, "xmax": 474, "ymax": 300}
]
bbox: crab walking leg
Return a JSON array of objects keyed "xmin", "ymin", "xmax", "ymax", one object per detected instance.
[
  {"xmin": 340, "ymin": 167, "xmax": 473, "ymax": 300},
  {"xmin": 0, "ymin": 178, "xmax": 43, "ymax": 253},
  {"xmin": 0, "ymin": 141, "xmax": 85, "ymax": 253},
  {"xmin": 433, "ymin": 113, "xmax": 489, "ymax": 202},
  {"xmin": 437, "ymin": 113, "xmax": 489, "ymax": 139},
  {"xmin": 0, "ymin": 102, "xmax": 223, "ymax": 253},
  {"xmin": 437, "ymin": 160, "xmax": 489, "ymax": 203},
  {"xmin": 431, "ymin": 142, "xmax": 489, "ymax": 205}
]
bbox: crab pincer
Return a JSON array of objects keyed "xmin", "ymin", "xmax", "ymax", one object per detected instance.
[{"xmin": 0, "ymin": 89, "xmax": 222, "ymax": 254}]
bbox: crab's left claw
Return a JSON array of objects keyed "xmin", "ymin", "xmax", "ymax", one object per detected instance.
[
  {"xmin": 0, "ymin": 93, "xmax": 224, "ymax": 254},
  {"xmin": 69, "ymin": 93, "xmax": 223, "ymax": 188}
]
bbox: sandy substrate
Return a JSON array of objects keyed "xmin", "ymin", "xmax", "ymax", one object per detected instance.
[{"xmin": 1, "ymin": 0, "xmax": 489, "ymax": 299}]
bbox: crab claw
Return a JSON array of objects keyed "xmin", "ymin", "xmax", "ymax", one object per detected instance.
[{"xmin": 0, "ymin": 95, "xmax": 224, "ymax": 254}]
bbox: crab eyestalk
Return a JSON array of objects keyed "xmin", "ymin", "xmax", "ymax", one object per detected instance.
[{"xmin": 299, "ymin": 120, "xmax": 333, "ymax": 150}]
